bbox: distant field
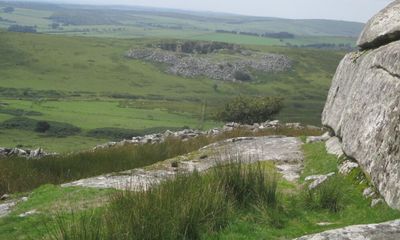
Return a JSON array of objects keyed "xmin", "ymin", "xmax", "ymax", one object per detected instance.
[
  {"xmin": 0, "ymin": 30, "xmax": 345, "ymax": 152},
  {"xmin": 0, "ymin": 1, "xmax": 351, "ymax": 152},
  {"xmin": 0, "ymin": 2, "xmax": 360, "ymax": 47}
]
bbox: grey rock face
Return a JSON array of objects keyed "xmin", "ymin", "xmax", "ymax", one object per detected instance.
[
  {"xmin": 357, "ymin": 0, "xmax": 400, "ymax": 49},
  {"xmin": 322, "ymin": 39, "xmax": 400, "ymax": 209},
  {"xmin": 295, "ymin": 219, "xmax": 400, "ymax": 240}
]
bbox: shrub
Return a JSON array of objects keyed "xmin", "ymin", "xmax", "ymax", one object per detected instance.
[
  {"xmin": 35, "ymin": 121, "xmax": 50, "ymax": 133},
  {"xmin": 233, "ymin": 70, "xmax": 252, "ymax": 81},
  {"xmin": 1, "ymin": 117, "xmax": 80, "ymax": 137},
  {"xmin": 217, "ymin": 96, "xmax": 284, "ymax": 124}
]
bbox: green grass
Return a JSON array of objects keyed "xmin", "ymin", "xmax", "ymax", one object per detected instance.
[
  {"xmin": 0, "ymin": 30, "xmax": 346, "ymax": 151},
  {"xmin": 0, "ymin": 185, "xmax": 115, "ymax": 240},
  {"xmin": 1, "ymin": 141, "xmax": 399, "ymax": 239}
]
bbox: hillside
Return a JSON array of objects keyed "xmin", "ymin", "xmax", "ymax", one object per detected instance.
[
  {"xmin": 0, "ymin": 31, "xmax": 345, "ymax": 152},
  {"xmin": 0, "ymin": 1, "xmax": 362, "ymax": 46}
]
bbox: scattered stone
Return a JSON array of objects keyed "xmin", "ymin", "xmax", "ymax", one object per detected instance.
[
  {"xmin": 0, "ymin": 147, "xmax": 54, "ymax": 159},
  {"xmin": 338, "ymin": 160, "xmax": 359, "ymax": 175},
  {"xmin": 93, "ymin": 120, "xmax": 319, "ymax": 151},
  {"xmin": 305, "ymin": 172, "xmax": 335, "ymax": 190},
  {"xmin": 126, "ymin": 48, "xmax": 292, "ymax": 82},
  {"xmin": 306, "ymin": 132, "xmax": 331, "ymax": 143},
  {"xmin": 295, "ymin": 219, "xmax": 400, "ymax": 240}
]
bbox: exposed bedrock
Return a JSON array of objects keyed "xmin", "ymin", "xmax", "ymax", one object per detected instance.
[{"xmin": 322, "ymin": 1, "xmax": 400, "ymax": 209}]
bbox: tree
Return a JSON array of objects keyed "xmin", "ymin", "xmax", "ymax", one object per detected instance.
[{"xmin": 217, "ymin": 96, "xmax": 284, "ymax": 124}]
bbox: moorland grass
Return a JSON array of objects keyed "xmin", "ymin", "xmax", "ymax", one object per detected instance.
[
  {"xmin": 49, "ymin": 161, "xmax": 278, "ymax": 240},
  {"xmin": 0, "ymin": 127, "xmax": 322, "ymax": 195}
]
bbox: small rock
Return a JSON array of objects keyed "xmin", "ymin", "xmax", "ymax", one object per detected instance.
[
  {"xmin": 18, "ymin": 209, "xmax": 37, "ymax": 218},
  {"xmin": 0, "ymin": 194, "xmax": 10, "ymax": 201},
  {"xmin": 339, "ymin": 160, "xmax": 359, "ymax": 175},
  {"xmin": 371, "ymin": 199, "xmax": 384, "ymax": 207},
  {"xmin": 363, "ymin": 187, "xmax": 375, "ymax": 199},
  {"xmin": 305, "ymin": 172, "xmax": 335, "ymax": 190},
  {"xmin": 316, "ymin": 222, "xmax": 334, "ymax": 226}
]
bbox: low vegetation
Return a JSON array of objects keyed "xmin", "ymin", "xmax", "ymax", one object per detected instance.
[
  {"xmin": 217, "ymin": 96, "xmax": 284, "ymax": 124},
  {"xmin": 0, "ymin": 127, "xmax": 321, "ymax": 196}
]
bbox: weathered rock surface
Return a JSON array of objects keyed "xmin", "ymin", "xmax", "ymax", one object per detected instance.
[
  {"xmin": 0, "ymin": 147, "xmax": 54, "ymax": 159},
  {"xmin": 64, "ymin": 136, "xmax": 304, "ymax": 190},
  {"xmin": 305, "ymin": 172, "xmax": 335, "ymax": 190},
  {"xmin": 295, "ymin": 219, "xmax": 400, "ymax": 240},
  {"xmin": 322, "ymin": 9, "xmax": 400, "ymax": 208},
  {"xmin": 94, "ymin": 120, "xmax": 319, "ymax": 151},
  {"xmin": 357, "ymin": 0, "xmax": 400, "ymax": 49}
]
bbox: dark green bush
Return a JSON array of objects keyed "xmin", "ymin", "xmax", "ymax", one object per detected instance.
[
  {"xmin": 35, "ymin": 121, "xmax": 50, "ymax": 133},
  {"xmin": 217, "ymin": 96, "xmax": 284, "ymax": 124},
  {"xmin": 1, "ymin": 117, "xmax": 80, "ymax": 137},
  {"xmin": 233, "ymin": 70, "xmax": 252, "ymax": 81}
]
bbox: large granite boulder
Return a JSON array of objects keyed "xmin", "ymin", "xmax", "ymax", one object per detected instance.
[
  {"xmin": 357, "ymin": 0, "xmax": 400, "ymax": 49},
  {"xmin": 322, "ymin": 2, "xmax": 400, "ymax": 209}
]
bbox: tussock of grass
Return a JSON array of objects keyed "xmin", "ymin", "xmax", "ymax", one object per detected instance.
[
  {"xmin": 302, "ymin": 176, "xmax": 345, "ymax": 212},
  {"xmin": 49, "ymin": 161, "xmax": 279, "ymax": 240}
]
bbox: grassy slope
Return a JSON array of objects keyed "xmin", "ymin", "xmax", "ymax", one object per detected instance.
[
  {"xmin": 0, "ymin": 31, "xmax": 345, "ymax": 151},
  {"xmin": 1, "ymin": 142, "xmax": 399, "ymax": 239}
]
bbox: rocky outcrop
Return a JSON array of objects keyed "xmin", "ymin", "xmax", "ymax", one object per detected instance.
[
  {"xmin": 295, "ymin": 219, "xmax": 400, "ymax": 240},
  {"xmin": 94, "ymin": 120, "xmax": 321, "ymax": 150},
  {"xmin": 322, "ymin": 1, "xmax": 400, "ymax": 209},
  {"xmin": 126, "ymin": 48, "xmax": 291, "ymax": 82},
  {"xmin": 357, "ymin": 0, "xmax": 400, "ymax": 50},
  {"xmin": 65, "ymin": 136, "xmax": 304, "ymax": 190},
  {"xmin": 0, "ymin": 147, "xmax": 54, "ymax": 159}
]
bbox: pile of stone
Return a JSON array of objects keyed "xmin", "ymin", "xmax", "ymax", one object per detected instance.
[
  {"xmin": 94, "ymin": 120, "xmax": 321, "ymax": 150},
  {"xmin": 0, "ymin": 147, "xmax": 53, "ymax": 159},
  {"xmin": 126, "ymin": 48, "xmax": 292, "ymax": 81}
]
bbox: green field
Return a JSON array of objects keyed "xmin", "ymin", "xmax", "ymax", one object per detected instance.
[
  {"xmin": 0, "ymin": 30, "xmax": 345, "ymax": 152},
  {"xmin": 0, "ymin": 1, "xmax": 354, "ymax": 152},
  {"xmin": 0, "ymin": 2, "xmax": 361, "ymax": 47}
]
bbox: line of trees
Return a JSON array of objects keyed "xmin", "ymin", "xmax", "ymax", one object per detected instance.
[{"xmin": 7, "ymin": 25, "xmax": 37, "ymax": 33}]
